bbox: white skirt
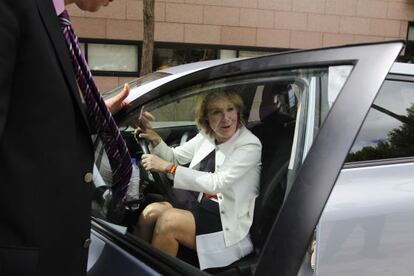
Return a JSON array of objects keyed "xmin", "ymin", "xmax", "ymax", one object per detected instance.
[{"xmin": 196, "ymin": 231, "xmax": 253, "ymax": 270}]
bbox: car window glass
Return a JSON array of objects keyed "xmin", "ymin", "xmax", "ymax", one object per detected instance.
[
  {"xmin": 346, "ymin": 80, "xmax": 414, "ymax": 162},
  {"xmin": 286, "ymin": 65, "xmax": 352, "ymax": 196},
  {"xmin": 149, "ymin": 95, "xmax": 198, "ymax": 127},
  {"xmin": 320, "ymin": 65, "xmax": 353, "ymax": 123},
  {"xmin": 328, "ymin": 66, "xmax": 353, "ymax": 106}
]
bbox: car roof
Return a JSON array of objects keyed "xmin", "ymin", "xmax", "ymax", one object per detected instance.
[
  {"xmin": 157, "ymin": 58, "xmax": 245, "ymax": 74},
  {"xmin": 390, "ymin": 62, "xmax": 414, "ymax": 75},
  {"xmin": 124, "ymin": 57, "xmax": 246, "ymax": 102}
]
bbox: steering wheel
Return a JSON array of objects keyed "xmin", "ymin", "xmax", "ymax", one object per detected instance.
[{"xmin": 136, "ymin": 138, "xmax": 174, "ymax": 200}]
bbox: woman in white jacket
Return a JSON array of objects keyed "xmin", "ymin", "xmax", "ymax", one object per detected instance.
[{"xmin": 134, "ymin": 91, "xmax": 262, "ymax": 270}]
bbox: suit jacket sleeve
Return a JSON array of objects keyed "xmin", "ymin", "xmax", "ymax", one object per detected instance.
[{"xmin": 0, "ymin": 1, "xmax": 19, "ymax": 139}]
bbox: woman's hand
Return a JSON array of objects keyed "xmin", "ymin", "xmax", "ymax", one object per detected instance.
[
  {"xmin": 134, "ymin": 111, "xmax": 162, "ymax": 147},
  {"xmin": 141, "ymin": 154, "xmax": 173, "ymax": 173},
  {"xmin": 135, "ymin": 128, "xmax": 162, "ymax": 147}
]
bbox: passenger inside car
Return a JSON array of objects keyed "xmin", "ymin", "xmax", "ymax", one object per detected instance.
[
  {"xmin": 209, "ymin": 83, "xmax": 299, "ymax": 273},
  {"xmin": 132, "ymin": 90, "xmax": 262, "ymax": 270}
]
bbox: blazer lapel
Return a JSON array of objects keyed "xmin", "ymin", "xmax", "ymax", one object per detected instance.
[{"xmin": 36, "ymin": 0, "xmax": 91, "ymax": 132}]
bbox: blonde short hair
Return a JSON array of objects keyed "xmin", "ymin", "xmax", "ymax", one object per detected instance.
[{"xmin": 195, "ymin": 90, "xmax": 245, "ymax": 137}]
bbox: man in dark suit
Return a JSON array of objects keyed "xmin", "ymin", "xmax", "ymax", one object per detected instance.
[{"xmin": 0, "ymin": 0, "xmax": 125, "ymax": 275}]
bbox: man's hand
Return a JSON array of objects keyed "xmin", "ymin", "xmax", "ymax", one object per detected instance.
[
  {"xmin": 141, "ymin": 154, "xmax": 172, "ymax": 173},
  {"xmin": 105, "ymin": 83, "xmax": 130, "ymax": 114}
]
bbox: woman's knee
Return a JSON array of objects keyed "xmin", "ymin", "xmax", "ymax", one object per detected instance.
[
  {"xmin": 154, "ymin": 208, "xmax": 196, "ymax": 249},
  {"xmin": 154, "ymin": 208, "xmax": 194, "ymax": 236},
  {"xmin": 140, "ymin": 202, "xmax": 172, "ymax": 224},
  {"xmin": 154, "ymin": 208, "xmax": 182, "ymax": 236}
]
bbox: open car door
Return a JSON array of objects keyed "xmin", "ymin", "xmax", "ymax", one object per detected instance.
[{"xmin": 89, "ymin": 41, "xmax": 403, "ymax": 276}]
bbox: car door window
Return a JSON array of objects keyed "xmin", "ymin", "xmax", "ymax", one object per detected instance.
[
  {"xmin": 346, "ymin": 79, "xmax": 414, "ymax": 162},
  {"xmin": 286, "ymin": 65, "xmax": 352, "ymax": 195},
  {"xmin": 137, "ymin": 66, "xmax": 352, "ymax": 195}
]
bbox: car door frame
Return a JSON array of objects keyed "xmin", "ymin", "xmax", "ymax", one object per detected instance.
[{"xmin": 100, "ymin": 41, "xmax": 403, "ymax": 275}]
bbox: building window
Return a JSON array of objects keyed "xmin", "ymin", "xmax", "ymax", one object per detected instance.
[
  {"xmin": 80, "ymin": 39, "xmax": 288, "ymax": 76},
  {"xmin": 238, "ymin": 50, "xmax": 275, "ymax": 58},
  {"xmin": 218, "ymin": 49, "xmax": 237, "ymax": 59},
  {"xmin": 80, "ymin": 39, "xmax": 140, "ymax": 76},
  {"xmin": 408, "ymin": 23, "xmax": 414, "ymax": 41},
  {"xmin": 405, "ymin": 22, "xmax": 414, "ymax": 61},
  {"xmin": 88, "ymin": 43, "xmax": 138, "ymax": 72},
  {"xmin": 153, "ymin": 43, "xmax": 285, "ymax": 71},
  {"xmin": 153, "ymin": 46, "xmax": 217, "ymax": 71}
]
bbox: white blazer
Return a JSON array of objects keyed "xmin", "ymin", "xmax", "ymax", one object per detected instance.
[{"xmin": 151, "ymin": 126, "xmax": 262, "ymax": 247}]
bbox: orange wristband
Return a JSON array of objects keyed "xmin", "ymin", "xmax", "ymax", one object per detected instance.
[{"xmin": 168, "ymin": 164, "xmax": 177, "ymax": 175}]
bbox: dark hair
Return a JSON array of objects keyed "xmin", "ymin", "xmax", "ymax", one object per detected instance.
[{"xmin": 195, "ymin": 90, "xmax": 245, "ymax": 137}]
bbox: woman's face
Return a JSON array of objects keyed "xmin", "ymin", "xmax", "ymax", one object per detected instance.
[{"xmin": 206, "ymin": 96, "xmax": 238, "ymax": 144}]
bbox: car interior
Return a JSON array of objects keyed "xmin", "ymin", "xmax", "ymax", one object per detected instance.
[{"xmin": 91, "ymin": 68, "xmax": 330, "ymax": 274}]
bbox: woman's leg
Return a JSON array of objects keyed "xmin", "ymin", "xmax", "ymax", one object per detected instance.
[
  {"xmin": 134, "ymin": 201, "xmax": 173, "ymax": 242},
  {"xmin": 152, "ymin": 208, "xmax": 196, "ymax": 256}
]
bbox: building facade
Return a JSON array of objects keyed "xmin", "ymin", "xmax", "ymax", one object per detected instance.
[{"xmin": 66, "ymin": 0, "xmax": 414, "ymax": 92}]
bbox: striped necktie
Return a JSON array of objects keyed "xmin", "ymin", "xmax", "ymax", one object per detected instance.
[{"xmin": 59, "ymin": 10, "xmax": 132, "ymax": 194}]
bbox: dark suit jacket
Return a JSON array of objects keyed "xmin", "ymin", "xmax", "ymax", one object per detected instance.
[{"xmin": 0, "ymin": 0, "xmax": 95, "ymax": 275}]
